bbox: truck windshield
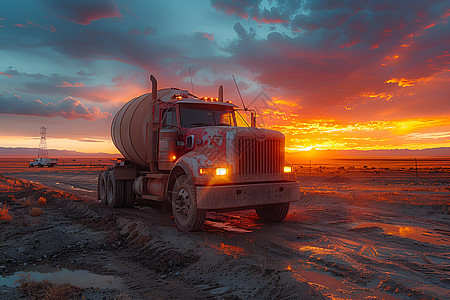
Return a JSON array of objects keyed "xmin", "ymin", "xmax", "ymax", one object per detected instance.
[{"xmin": 180, "ymin": 105, "xmax": 236, "ymax": 128}]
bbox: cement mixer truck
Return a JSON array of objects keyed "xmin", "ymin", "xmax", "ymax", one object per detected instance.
[{"xmin": 98, "ymin": 75, "xmax": 299, "ymax": 231}]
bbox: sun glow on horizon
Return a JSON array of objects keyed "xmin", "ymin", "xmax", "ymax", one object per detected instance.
[
  {"xmin": 265, "ymin": 117, "xmax": 450, "ymax": 152},
  {"xmin": 0, "ymin": 136, "xmax": 119, "ymax": 155}
]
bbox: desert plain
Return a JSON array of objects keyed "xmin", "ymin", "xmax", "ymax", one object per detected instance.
[{"xmin": 0, "ymin": 158, "xmax": 449, "ymax": 299}]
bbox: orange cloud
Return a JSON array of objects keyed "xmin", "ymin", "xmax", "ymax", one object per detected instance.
[
  {"xmin": 12, "ymin": 23, "xmax": 28, "ymax": 28},
  {"xmin": 56, "ymin": 81, "xmax": 85, "ymax": 87},
  {"xmin": 0, "ymin": 96, "xmax": 111, "ymax": 121},
  {"xmin": 255, "ymin": 106, "xmax": 450, "ymax": 151},
  {"xmin": 251, "ymin": 16, "xmax": 288, "ymax": 24},
  {"xmin": 384, "ymin": 54, "xmax": 400, "ymax": 61},
  {"xmin": 203, "ymin": 33, "xmax": 214, "ymax": 41},
  {"xmin": 385, "ymin": 77, "xmax": 432, "ymax": 87},
  {"xmin": 0, "ymin": 72, "xmax": 13, "ymax": 78},
  {"xmin": 359, "ymin": 92, "xmax": 393, "ymax": 101},
  {"xmin": 339, "ymin": 41, "xmax": 360, "ymax": 48}
]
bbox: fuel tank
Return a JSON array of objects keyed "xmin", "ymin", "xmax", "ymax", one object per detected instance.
[{"xmin": 111, "ymin": 89, "xmax": 180, "ymax": 168}]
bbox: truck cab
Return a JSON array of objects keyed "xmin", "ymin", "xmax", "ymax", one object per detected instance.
[{"xmin": 99, "ymin": 76, "xmax": 299, "ymax": 231}]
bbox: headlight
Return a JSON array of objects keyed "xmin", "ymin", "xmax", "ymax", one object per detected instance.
[
  {"xmin": 199, "ymin": 167, "xmax": 228, "ymax": 176},
  {"xmin": 215, "ymin": 168, "xmax": 227, "ymax": 176},
  {"xmin": 284, "ymin": 166, "xmax": 293, "ymax": 173}
]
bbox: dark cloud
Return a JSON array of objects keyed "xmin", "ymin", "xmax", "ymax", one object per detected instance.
[
  {"xmin": 218, "ymin": 0, "xmax": 450, "ymax": 113},
  {"xmin": 1, "ymin": 0, "xmax": 448, "ymax": 121},
  {"xmin": 3, "ymin": 68, "xmax": 48, "ymax": 80},
  {"xmin": 0, "ymin": 96, "xmax": 111, "ymax": 120},
  {"xmin": 211, "ymin": 0, "xmax": 300, "ymax": 23},
  {"xmin": 211, "ymin": 0, "xmax": 260, "ymax": 19},
  {"xmin": 45, "ymin": 30, "xmax": 180, "ymax": 72},
  {"xmin": 43, "ymin": 0, "xmax": 122, "ymax": 25},
  {"xmin": 75, "ymin": 70, "xmax": 96, "ymax": 77},
  {"xmin": 143, "ymin": 26, "xmax": 157, "ymax": 36},
  {"xmin": 233, "ymin": 22, "xmax": 256, "ymax": 40},
  {"xmin": 129, "ymin": 26, "xmax": 157, "ymax": 36},
  {"xmin": 2, "ymin": 67, "xmax": 94, "ymax": 83}
]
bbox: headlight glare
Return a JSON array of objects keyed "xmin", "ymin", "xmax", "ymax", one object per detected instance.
[{"xmin": 284, "ymin": 166, "xmax": 293, "ymax": 173}]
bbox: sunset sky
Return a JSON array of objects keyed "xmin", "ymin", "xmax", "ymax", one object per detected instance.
[{"xmin": 1, "ymin": 0, "xmax": 449, "ymax": 155}]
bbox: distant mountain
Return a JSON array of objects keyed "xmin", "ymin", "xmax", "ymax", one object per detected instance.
[
  {"xmin": 1, "ymin": 146, "xmax": 449, "ymax": 159},
  {"xmin": 0, "ymin": 147, "xmax": 118, "ymax": 158},
  {"xmin": 287, "ymin": 147, "xmax": 450, "ymax": 161},
  {"xmin": 327, "ymin": 148, "xmax": 449, "ymax": 158}
]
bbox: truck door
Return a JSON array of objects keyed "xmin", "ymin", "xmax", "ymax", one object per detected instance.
[{"xmin": 159, "ymin": 107, "xmax": 178, "ymax": 170}]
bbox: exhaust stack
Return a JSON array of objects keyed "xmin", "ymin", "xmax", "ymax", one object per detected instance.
[
  {"xmin": 150, "ymin": 75, "xmax": 157, "ymax": 102},
  {"xmin": 218, "ymin": 85, "xmax": 223, "ymax": 102}
]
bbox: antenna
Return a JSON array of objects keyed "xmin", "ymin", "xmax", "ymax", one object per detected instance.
[
  {"xmin": 232, "ymin": 75, "xmax": 257, "ymax": 127},
  {"xmin": 232, "ymin": 75, "xmax": 247, "ymax": 110},
  {"xmin": 38, "ymin": 126, "xmax": 48, "ymax": 158},
  {"xmin": 189, "ymin": 66, "xmax": 195, "ymax": 94}
]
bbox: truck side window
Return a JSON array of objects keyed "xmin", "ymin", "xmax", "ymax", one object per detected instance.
[
  {"xmin": 161, "ymin": 107, "xmax": 177, "ymax": 128},
  {"xmin": 218, "ymin": 111, "xmax": 232, "ymax": 126}
]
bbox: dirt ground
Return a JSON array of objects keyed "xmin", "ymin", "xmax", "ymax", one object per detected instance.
[{"xmin": 0, "ymin": 161, "xmax": 449, "ymax": 299}]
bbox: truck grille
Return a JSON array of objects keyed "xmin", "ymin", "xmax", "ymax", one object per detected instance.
[{"xmin": 236, "ymin": 138, "xmax": 283, "ymax": 175}]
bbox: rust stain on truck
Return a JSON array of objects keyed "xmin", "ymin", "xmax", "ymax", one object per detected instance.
[{"xmin": 98, "ymin": 75, "xmax": 300, "ymax": 231}]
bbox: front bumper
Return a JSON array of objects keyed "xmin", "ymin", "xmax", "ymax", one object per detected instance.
[{"xmin": 195, "ymin": 180, "xmax": 300, "ymax": 210}]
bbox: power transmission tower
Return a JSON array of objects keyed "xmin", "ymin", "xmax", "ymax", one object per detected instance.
[{"xmin": 37, "ymin": 126, "xmax": 49, "ymax": 158}]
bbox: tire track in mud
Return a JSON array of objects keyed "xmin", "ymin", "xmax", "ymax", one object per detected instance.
[
  {"xmin": 73, "ymin": 201, "xmax": 321, "ymax": 299},
  {"xmin": 3, "ymin": 173, "xmax": 448, "ymax": 299},
  {"xmin": 199, "ymin": 196, "xmax": 449, "ymax": 299},
  {"xmin": 1, "ymin": 176, "xmax": 320, "ymax": 299},
  {"xmin": 73, "ymin": 192, "xmax": 448, "ymax": 299}
]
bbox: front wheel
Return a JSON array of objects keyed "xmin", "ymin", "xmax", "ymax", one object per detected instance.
[
  {"xmin": 171, "ymin": 175, "xmax": 206, "ymax": 232},
  {"xmin": 255, "ymin": 202, "xmax": 290, "ymax": 223}
]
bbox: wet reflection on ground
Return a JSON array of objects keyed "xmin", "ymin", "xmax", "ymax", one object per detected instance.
[{"xmin": 353, "ymin": 222, "xmax": 450, "ymax": 246}]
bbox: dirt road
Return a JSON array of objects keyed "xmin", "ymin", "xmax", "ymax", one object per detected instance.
[{"xmin": 1, "ymin": 166, "xmax": 449, "ymax": 299}]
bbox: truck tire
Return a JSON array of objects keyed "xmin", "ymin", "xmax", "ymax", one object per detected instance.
[
  {"xmin": 171, "ymin": 175, "xmax": 206, "ymax": 232},
  {"xmin": 38, "ymin": 164, "xmax": 43, "ymax": 167},
  {"xmin": 255, "ymin": 202, "xmax": 290, "ymax": 223},
  {"xmin": 106, "ymin": 171, "xmax": 124, "ymax": 208},
  {"xmin": 123, "ymin": 180, "xmax": 136, "ymax": 207},
  {"xmin": 98, "ymin": 172, "xmax": 108, "ymax": 205}
]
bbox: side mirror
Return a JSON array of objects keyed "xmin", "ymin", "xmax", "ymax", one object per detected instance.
[{"xmin": 251, "ymin": 111, "xmax": 256, "ymax": 127}]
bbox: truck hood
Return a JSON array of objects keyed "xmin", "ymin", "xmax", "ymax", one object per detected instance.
[
  {"xmin": 185, "ymin": 126, "xmax": 284, "ymax": 149},
  {"xmin": 175, "ymin": 126, "xmax": 286, "ymax": 184}
]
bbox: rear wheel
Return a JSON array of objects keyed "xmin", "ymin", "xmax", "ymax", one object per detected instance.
[
  {"xmin": 123, "ymin": 180, "xmax": 136, "ymax": 207},
  {"xmin": 98, "ymin": 172, "xmax": 108, "ymax": 204},
  {"xmin": 106, "ymin": 171, "xmax": 124, "ymax": 208},
  {"xmin": 255, "ymin": 202, "xmax": 290, "ymax": 223},
  {"xmin": 171, "ymin": 175, "xmax": 206, "ymax": 232}
]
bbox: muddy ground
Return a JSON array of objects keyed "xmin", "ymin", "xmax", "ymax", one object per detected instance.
[{"xmin": 0, "ymin": 163, "xmax": 449, "ymax": 299}]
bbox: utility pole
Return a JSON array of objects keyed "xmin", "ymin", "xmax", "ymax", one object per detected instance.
[
  {"xmin": 37, "ymin": 126, "xmax": 49, "ymax": 158},
  {"xmin": 415, "ymin": 158, "xmax": 418, "ymax": 178}
]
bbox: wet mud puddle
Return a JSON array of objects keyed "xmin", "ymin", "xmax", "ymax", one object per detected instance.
[
  {"xmin": 293, "ymin": 269, "xmax": 400, "ymax": 300},
  {"xmin": 55, "ymin": 182, "xmax": 94, "ymax": 193},
  {"xmin": 352, "ymin": 222, "xmax": 450, "ymax": 246},
  {"xmin": 0, "ymin": 269, "xmax": 123, "ymax": 289}
]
